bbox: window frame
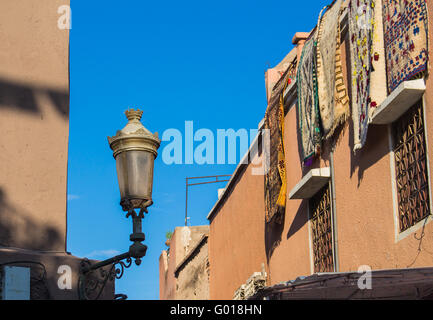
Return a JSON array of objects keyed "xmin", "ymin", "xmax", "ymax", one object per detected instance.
[
  {"xmin": 308, "ymin": 182, "xmax": 337, "ymax": 273},
  {"xmin": 389, "ymin": 98, "xmax": 433, "ymax": 242}
]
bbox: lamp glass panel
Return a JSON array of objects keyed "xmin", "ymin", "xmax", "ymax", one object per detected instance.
[{"xmin": 115, "ymin": 150, "xmax": 154, "ymax": 202}]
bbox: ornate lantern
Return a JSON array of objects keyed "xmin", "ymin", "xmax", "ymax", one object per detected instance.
[{"xmin": 108, "ymin": 108, "xmax": 161, "ymax": 213}]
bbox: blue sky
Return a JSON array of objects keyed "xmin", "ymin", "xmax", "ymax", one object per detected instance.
[{"xmin": 67, "ymin": 0, "xmax": 327, "ymax": 300}]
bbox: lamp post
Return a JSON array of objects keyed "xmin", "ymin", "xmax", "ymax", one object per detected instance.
[{"xmin": 78, "ymin": 108, "xmax": 160, "ymax": 300}]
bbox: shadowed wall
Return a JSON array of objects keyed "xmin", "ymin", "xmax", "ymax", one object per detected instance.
[{"xmin": 0, "ymin": 0, "xmax": 70, "ymax": 251}]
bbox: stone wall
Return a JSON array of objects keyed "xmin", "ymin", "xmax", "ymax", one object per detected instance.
[{"xmin": 159, "ymin": 226, "xmax": 209, "ymax": 300}]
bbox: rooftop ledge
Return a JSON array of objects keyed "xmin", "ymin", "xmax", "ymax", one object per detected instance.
[
  {"xmin": 371, "ymin": 79, "xmax": 426, "ymax": 125},
  {"xmin": 289, "ymin": 167, "xmax": 330, "ymax": 199}
]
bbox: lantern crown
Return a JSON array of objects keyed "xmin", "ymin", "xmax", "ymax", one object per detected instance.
[
  {"xmin": 125, "ymin": 109, "xmax": 143, "ymax": 121},
  {"xmin": 107, "ymin": 108, "xmax": 161, "ymax": 159}
]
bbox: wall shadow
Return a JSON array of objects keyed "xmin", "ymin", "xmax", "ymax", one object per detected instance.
[
  {"xmin": 285, "ymin": 200, "xmax": 309, "ymax": 240},
  {"xmin": 349, "ymin": 124, "xmax": 390, "ymax": 187},
  {"xmin": 0, "ymin": 187, "xmax": 62, "ymax": 251},
  {"xmin": 264, "ymin": 216, "xmax": 285, "ymax": 264},
  {"xmin": 0, "ymin": 77, "xmax": 69, "ymax": 118}
]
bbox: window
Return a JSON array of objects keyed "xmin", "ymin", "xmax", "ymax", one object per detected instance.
[
  {"xmin": 1, "ymin": 266, "xmax": 30, "ymax": 300},
  {"xmin": 310, "ymin": 184, "xmax": 334, "ymax": 273},
  {"xmin": 392, "ymin": 100, "xmax": 431, "ymax": 232}
]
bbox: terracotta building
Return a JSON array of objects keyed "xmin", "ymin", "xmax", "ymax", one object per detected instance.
[
  {"xmin": 0, "ymin": 0, "xmax": 113, "ymax": 299},
  {"xmin": 207, "ymin": 0, "xmax": 433, "ymax": 299},
  {"xmin": 159, "ymin": 226, "xmax": 209, "ymax": 300}
]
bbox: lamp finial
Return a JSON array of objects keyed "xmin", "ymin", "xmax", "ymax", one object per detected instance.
[{"xmin": 125, "ymin": 108, "xmax": 143, "ymax": 121}]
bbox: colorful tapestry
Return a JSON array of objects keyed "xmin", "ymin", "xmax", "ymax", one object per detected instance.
[
  {"xmin": 349, "ymin": 0, "xmax": 375, "ymax": 151},
  {"xmin": 276, "ymin": 88, "xmax": 287, "ymax": 213},
  {"xmin": 264, "ymin": 65, "xmax": 293, "ymax": 224},
  {"xmin": 297, "ymin": 33, "xmax": 322, "ymax": 163},
  {"xmin": 349, "ymin": 0, "xmax": 388, "ymax": 151},
  {"xmin": 316, "ymin": 0, "xmax": 350, "ymax": 139},
  {"xmin": 369, "ymin": 1, "xmax": 387, "ymax": 110},
  {"xmin": 383, "ymin": 0, "xmax": 429, "ymax": 93}
]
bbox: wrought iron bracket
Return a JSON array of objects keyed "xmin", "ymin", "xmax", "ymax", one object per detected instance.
[
  {"xmin": 78, "ymin": 252, "xmax": 133, "ymax": 300},
  {"xmin": 78, "ymin": 208, "xmax": 148, "ymax": 300}
]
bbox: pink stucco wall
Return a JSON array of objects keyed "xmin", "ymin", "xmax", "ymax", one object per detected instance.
[
  {"xmin": 208, "ymin": 161, "xmax": 268, "ymax": 300},
  {"xmin": 207, "ymin": 4, "xmax": 433, "ymax": 299}
]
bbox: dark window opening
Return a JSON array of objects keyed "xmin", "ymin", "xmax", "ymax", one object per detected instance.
[{"xmin": 310, "ymin": 184, "xmax": 334, "ymax": 273}]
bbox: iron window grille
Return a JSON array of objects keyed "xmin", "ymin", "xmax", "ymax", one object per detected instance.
[
  {"xmin": 310, "ymin": 184, "xmax": 335, "ymax": 273},
  {"xmin": 392, "ymin": 100, "xmax": 431, "ymax": 232}
]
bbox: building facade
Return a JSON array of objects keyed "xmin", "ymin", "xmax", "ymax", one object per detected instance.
[
  {"xmin": 159, "ymin": 226, "xmax": 210, "ymax": 300},
  {"xmin": 0, "ymin": 0, "xmax": 113, "ymax": 300},
  {"xmin": 207, "ymin": 0, "xmax": 433, "ymax": 299}
]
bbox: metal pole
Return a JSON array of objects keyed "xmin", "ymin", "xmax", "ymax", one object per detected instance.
[
  {"xmin": 81, "ymin": 251, "xmax": 131, "ymax": 274},
  {"xmin": 185, "ymin": 178, "xmax": 189, "ymax": 226},
  {"xmin": 184, "ymin": 175, "xmax": 231, "ymax": 226},
  {"xmin": 329, "ymin": 150, "xmax": 339, "ymax": 272}
]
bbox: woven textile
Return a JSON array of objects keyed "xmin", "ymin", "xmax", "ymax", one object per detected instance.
[
  {"xmin": 276, "ymin": 91, "xmax": 287, "ymax": 212},
  {"xmin": 349, "ymin": 0, "xmax": 375, "ymax": 150},
  {"xmin": 297, "ymin": 34, "xmax": 321, "ymax": 163},
  {"xmin": 383, "ymin": 0, "xmax": 429, "ymax": 93},
  {"xmin": 264, "ymin": 66, "xmax": 294, "ymax": 224},
  {"xmin": 349, "ymin": 0, "xmax": 388, "ymax": 151},
  {"xmin": 316, "ymin": 0, "xmax": 350, "ymax": 139}
]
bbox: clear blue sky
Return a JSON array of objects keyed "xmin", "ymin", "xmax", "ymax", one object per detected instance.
[{"xmin": 67, "ymin": 0, "xmax": 327, "ymax": 300}]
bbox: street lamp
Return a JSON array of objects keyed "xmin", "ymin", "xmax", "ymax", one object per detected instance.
[
  {"xmin": 108, "ymin": 108, "xmax": 161, "ymax": 265},
  {"xmin": 78, "ymin": 108, "xmax": 160, "ymax": 300}
]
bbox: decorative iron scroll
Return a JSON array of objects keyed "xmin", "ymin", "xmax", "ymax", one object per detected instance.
[
  {"xmin": 310, "ymin": 184, "xmax": 334, "ymax": 273},
  {"xmin": 79, "ymin": 257, "xmax": 132, "ymax": 300},
  {"xmin": 393, "ymin": 101, "xmax": 430, "ymax": 232}
]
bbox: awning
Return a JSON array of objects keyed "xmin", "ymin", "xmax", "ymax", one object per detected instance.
[{"xmin": 248, "ymin": 267, "xmax": 433, "ymax": 300}]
